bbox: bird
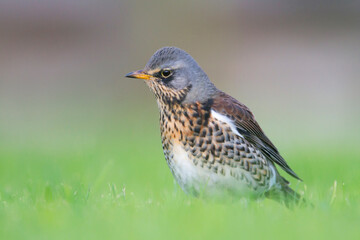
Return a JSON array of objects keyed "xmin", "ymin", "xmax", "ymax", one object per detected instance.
[{"xmin": 126, "ymin": 47, "xmax": 303, "ymax": 206}]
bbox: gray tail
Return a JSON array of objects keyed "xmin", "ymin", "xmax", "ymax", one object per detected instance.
[{"xmin": 265, "ymin": 182, "xmax": 305, "ymax": 208}]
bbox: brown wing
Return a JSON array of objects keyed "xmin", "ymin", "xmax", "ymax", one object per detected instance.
[{"xmin": 212, "ymin": 92, "xmax": 301, "ymax": 181}]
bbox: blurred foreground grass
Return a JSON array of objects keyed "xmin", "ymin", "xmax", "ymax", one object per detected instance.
[{"xmin": 0, "ymin": 116, "xmax": 359, "ymax": 240}]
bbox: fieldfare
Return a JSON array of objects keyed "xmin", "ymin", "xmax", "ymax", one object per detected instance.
[{"xmin": 126, "ymin": 47, "xmax": 303, "ymax": 206}]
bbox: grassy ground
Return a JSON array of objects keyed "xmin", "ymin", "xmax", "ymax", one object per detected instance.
[{"xmin": 0, "ymin": 116, "xmax": 359, "ymax": 240}]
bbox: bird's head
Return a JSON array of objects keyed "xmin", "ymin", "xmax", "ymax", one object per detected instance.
[{"xmin": 126, "ymin": 47, "xmax": 217, "ymax": 105}]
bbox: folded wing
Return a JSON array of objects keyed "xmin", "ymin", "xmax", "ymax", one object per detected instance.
[{"xmin": 212, "ymin": 92, "xmax": 301, "ymax": 181}]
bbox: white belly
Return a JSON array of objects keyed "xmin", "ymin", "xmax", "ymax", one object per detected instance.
[{"xmin": 167, "ymin": 143, "xmax": 262, "ymax": 198}]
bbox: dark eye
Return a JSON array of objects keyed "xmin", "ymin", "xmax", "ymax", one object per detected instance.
[{"xmin": 161, "ymin": 69, "xmax": 172, "ymax": 78}]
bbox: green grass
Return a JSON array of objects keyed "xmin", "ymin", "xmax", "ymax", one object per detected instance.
[{"xmin": 0, "ymin": 117, "xmax": 359, "ymax": 240}]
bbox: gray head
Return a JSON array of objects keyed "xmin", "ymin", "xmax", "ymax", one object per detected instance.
[{"xmin": 126, "ymin": 47, "xmax": 218, "ymax": 104}]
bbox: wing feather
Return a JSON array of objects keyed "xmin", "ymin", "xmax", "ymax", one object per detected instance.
[{"xmin": 212, "ymin": 92, "xmax": 301, "ymax": 181}]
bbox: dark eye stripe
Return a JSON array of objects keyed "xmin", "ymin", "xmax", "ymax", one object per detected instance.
[{"xmin": 162, "ymin": 75, "xmax": 174, "ymax": 85}]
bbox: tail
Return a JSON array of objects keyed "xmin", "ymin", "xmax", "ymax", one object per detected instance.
[{"xmin": 265, "ymin": 180, "xmax": 305, "ymax": 208}]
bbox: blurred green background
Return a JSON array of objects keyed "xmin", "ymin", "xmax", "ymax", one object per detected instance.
[{"xmin": 0, "ymin": 1, "xmax": 359, "ymax": 239}]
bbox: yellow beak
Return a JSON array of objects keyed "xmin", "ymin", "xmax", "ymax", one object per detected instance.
[{"xmin": 125, "ymin": 70, "xmax": 152, "ymax": 80}]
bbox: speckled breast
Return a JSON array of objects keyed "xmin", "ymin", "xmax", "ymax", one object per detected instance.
[{"xmin": 159, "ymin": 101, "xmax": 274, "ymax": 197}]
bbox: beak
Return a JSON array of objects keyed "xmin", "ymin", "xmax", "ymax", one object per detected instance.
[{"xmin": 125, "ymin": 70, "xmax": 152, "ymax": 80}]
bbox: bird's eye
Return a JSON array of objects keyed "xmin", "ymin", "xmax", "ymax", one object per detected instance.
[{"xmin": 161, "ymin": 69, "xmax": 172, "ymax": 78}]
